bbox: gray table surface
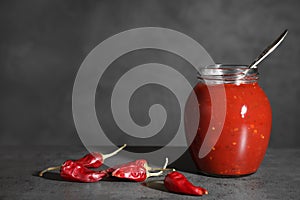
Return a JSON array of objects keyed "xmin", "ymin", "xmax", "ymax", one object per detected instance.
[{"xmin": 0, "ymin": 146, "xmax": 299, "ymax": 200}]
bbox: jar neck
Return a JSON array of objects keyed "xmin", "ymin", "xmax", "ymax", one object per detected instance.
[{"xmin": 197, "ymin": 64, "xmax": 259, "ymax": 84}]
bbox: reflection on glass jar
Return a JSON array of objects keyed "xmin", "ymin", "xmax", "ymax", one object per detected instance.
[{"xmin": 185, "ymin": 64, "xmax": 272, "ymax": 177}]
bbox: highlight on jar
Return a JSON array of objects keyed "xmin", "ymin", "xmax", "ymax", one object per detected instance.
[{"xmin": 184, "ymin": 30, "xmax": 288, "ymax": 177}]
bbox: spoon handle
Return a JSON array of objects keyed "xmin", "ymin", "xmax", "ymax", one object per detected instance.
[{"xmin": 248, "ymin": 29, "xmax": 288, "ymax": 69}]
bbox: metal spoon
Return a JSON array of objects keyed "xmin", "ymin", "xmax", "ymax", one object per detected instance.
[{"xmin": 245, "ymin": 29, "xmax": 288, "ymax": 75}]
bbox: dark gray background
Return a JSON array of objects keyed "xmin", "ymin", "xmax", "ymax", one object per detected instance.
[{"xmin": 1, "ymin": 0, "xmax": 299, "ymax": 148}]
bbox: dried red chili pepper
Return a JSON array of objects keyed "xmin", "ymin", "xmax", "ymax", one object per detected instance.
[
  {"xmin": 60, "ymin": 160, "xmax": 108, "ymax": 182},
  {"xmin": 164, "ymin": 171, "xmax": 208, "ymax": 196},
  {"xmin": 75, "ymin": 144, "xmax": 127, "ymax": 168},
  {"xmin": 39, "ymin": 144, "xmax": 126, "ymax": 177},
  {"xmin": 110, "ymin": 158, "xmax": 169, "ymax": 182}
]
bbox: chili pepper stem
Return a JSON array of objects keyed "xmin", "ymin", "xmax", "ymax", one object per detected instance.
[
  {"xmin": 102, "ymin": 144, "xmax": 127, "ymax": 160},
  {"xmin": 147, "ymin": 157, "xmax": 169, "ymax": 178},
  {"xmin": 149, "ymin": 168, "xmax": 175, "ymax": 172},
  {"xmin": 39, "ymin": 166, "xmax": 61, "ymax": 177}
]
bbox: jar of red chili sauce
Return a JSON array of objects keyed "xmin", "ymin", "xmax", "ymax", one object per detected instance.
[{"xmin": 185, "ymin": 64, "xmax": 272, "ymax": 177}]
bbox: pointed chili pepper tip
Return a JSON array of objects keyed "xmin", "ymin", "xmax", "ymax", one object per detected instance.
[{"xmin": 164, "ymin": 171, "xmax": 208, "ymax": 196}]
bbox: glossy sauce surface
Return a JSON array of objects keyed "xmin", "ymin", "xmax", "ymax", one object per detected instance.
[{"xmin": 186, "ymin": 82, "xmax": 272, "ymax": 176}]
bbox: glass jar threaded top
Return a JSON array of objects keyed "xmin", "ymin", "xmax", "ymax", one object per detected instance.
[{"xmin": 197, "ymin": 64, "xmax": 259, "ymax": 84}]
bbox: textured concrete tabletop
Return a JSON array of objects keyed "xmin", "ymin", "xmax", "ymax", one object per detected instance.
[{"xmin": 0, "ymin": 146, "xmax": 299, "ymax": 200}]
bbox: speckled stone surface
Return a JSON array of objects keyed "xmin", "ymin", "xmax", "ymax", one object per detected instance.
[{"xmin": 0, "ymin": 146, "xmax": 299, "ymax": 200}]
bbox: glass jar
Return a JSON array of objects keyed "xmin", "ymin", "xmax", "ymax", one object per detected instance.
[{"xmin": 185, "ymin": 64, "xmax": 272, "ymax": 177}]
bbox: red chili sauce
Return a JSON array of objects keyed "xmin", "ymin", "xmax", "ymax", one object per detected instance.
[{"xmin": 187, "ymin": 82, "xmax": 272, "ymax": 176}]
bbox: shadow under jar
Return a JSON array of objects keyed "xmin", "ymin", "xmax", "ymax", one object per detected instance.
[{"xmin": 185, "ymin": 64, "xmax": 272, "ymax": 177}]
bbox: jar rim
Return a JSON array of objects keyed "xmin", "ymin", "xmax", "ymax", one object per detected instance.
[
  {"xmin": 204, "ymin": 64, "xmax": 249, "ymax": 68},
  {"xmin": 197, "ymin": 64, "xmax": 259, "ymax": 84}
]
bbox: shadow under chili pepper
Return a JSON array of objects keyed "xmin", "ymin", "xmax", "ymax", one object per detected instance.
[
  {"xmin": 100, "ymin": 176, "xmax": 138, "ymax": 182},
  {"xmin": 142, "ymin": 180, "xmax": 169, "ymax": 193},
  {"xmin": 168, "ymin": 150, "xmax": 199, "ymax": 174},
  {"xmin": 34, "ymin": 171, "xmax": 110, "ymax": 183}
]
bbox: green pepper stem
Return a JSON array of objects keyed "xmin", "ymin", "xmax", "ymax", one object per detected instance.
[
  {"xmin": 102, "ymin": 144, "xmax": 127, "ymax": 160},
  {"xmin": 39, "ymin": 166, "xmax": 61, "ymax": 177}
]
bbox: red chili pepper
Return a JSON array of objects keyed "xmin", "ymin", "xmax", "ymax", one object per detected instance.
[
  {"xmin": 110, "ymin": 158, "xmax": 169, "ymax": 182},
  {"xmin": 164, "ymin": 171, "xmax": 208, "ymax": 196},
  {"xmin": 39, "ymin": 144, "xmax": 126, "ymax": 177},
  {"xmin": 75, "ymin": 144, "xmax": 127, "ymax": 168},
  {"xmin": 60, "ymin": 160, "xmax": 108, "ymax": 182}
]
